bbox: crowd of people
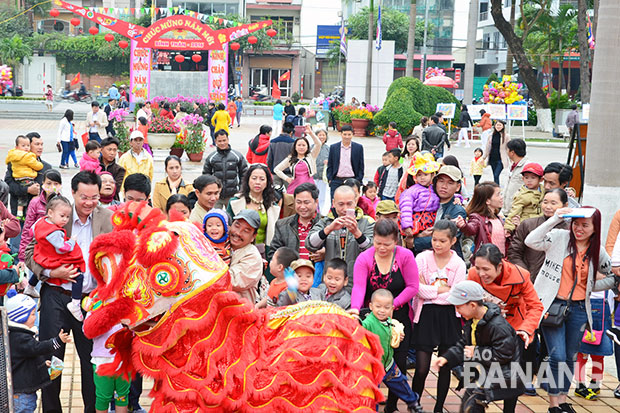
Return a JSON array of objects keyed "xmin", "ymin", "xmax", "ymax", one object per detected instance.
[{"xmin": 1, "ymin": 105, "xmax": 620, "ymax": 413}]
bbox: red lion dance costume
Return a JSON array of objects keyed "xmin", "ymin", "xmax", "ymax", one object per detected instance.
[{"xmin": 83, "ymin": 203, "xmax": 385, "ymax": 412}]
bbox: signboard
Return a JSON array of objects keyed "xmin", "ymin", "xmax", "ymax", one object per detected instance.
[
  {"xmin": 468, "ymin": 104, "xmax": 488, "ymax": 120},
  {"xmin": 507, "ymin": 104, "xmax": 528, "ymax": 121},
  {"xmin": 454, "ymin": 68, "xmax": 461, "ymax": 83},
  {"xmin": 487, "ymin": 104, "xmax": 507, "ymax": 120},
  {"xmin": 55, "ymin": 0, "xmax": 272, "ymax": 51},
  {"xmin": 208, "ymin": 48, "xmax": 228, "ymax": 104},
  {"xmin": 316, "ymin": 25, "xmax": 341, "ymax": 57},
  {"xmin": 436, "ymin": 103, "xmax": 456, "ymax": 119},
  {"xmin": 129, "ymin": 40, "xmax": 151, "ymax": 104},
  {"xmin": 581, "ymin": 103, "xmax": 590, "ymax": 122}
]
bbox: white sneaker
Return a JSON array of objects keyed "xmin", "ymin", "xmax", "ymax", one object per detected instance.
[
  {"xmin": 23, "ymin": 284, "xmax": 40, "ymax": 298},
  {"xmin": 67, "ymin": 301, "xmax": 84, "ymax": 322}
]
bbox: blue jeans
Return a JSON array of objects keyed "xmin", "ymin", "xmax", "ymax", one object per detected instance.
[
  {"xmin": 381, "ymin": 362, "xmax": 418, "ymax": 408},
  {"xmin": 60, "ymin": 141, "xmax": 77, "ymax": 166},
  {"xmin": 381, "ymin": 195, "xmax": 395, "ymax": 201},
  {"xmin": 14, "ymin": 392, "xmax": 37, "ymax": 413},
  {"xmin": 491, "ymin": 160, "xmax": 503, "ymax": 184},
  {"xmin": 541, "ymin": 300, "xmax": 587, "ymax": 396},
  {"xmin": 88, "ymin": 132, "xmax": 101, "ymax": 142}
]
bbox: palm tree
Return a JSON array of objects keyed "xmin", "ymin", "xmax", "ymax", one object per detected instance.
[
  {"xmin": 583, "ymin": 0, "xmax": 620, "ymax": 216},
  {"xmin": 405, "ymin": 0, "xmax": 417, "ymax": 77},
  {"xmin": 0, "ymin": 34, "xmax": 33, "ymax": 87}
]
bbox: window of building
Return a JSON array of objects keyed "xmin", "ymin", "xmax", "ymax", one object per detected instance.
[
  {"xmin": 483, "ymin": 33, "xmax": 490, "ymax": 50},
  {"xmin": 251, "ymin": 16, "xmax": 295, "ymax": 42}
]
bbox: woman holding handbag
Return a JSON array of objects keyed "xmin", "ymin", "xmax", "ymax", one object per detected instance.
[
  {"xmin": 525, "ymin": 207, "xmax": 619, "ymax": 413},
  {"xmin": 57, "ymin": 109, "xmax": 78, "ymax": 169}
]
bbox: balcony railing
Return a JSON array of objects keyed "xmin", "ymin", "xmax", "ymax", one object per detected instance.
[{"xmin": 479, "ymin": 11, "xmax": 489, "ymax": 21}]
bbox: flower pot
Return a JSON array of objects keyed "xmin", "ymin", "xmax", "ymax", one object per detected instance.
[
  {"xmin": 336, "ymin": 120, "xmax": 342, "ymax": 131},
  {"xmin": 187, "ymin": 151, "xmax": 204, "ymax": 162},
  {"xmin": 148, "ymin": 133, "xmax": 177, "ymax": 150},
  {"xmin": 169, "ymin": 147, "xmax": 184, "ymax": 157},
  {"xmin": 350, "ymin": 119, "xmax": 368, "ymax": 136},
  {"xmin": 118, "ymin": 151, "xmax": 125, "ymax": 158}
]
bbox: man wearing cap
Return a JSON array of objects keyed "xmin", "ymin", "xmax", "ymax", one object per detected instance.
[
  {"xmin": 307, "ymin": 185, "xmax": 374, "ymax": 287},
  {"xmin": 86, "ymin": 101, "xmax": 108, "ymax": 143},
  {"xmin": 229, "ymin": 209, "xmax": 263, "ymax": 304},
  {"xmin": 268, "ymin": 183, "xmax": 324, "ymax": 262},
  {"xmin": 434, "ymin": 280, "xmax": 524, "ymax": 413},
  {"xmin": 118, "ymin": 130, "xmax": 154, "ymax": 189},
  {"xmin": 414, "ymin": 165, "xmax": 467, "ymax": 257},
  {"xmin": 502, "ymin": 139, "xmax": 529, "ymax": 215},
  {"xmin": 376, "ymin": 200, "xmax": 399, "ymax": 222}
]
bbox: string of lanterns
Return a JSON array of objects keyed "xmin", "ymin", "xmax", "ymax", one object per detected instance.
[{"xmin": 52, "ymin": 9, "xmax": 277, "ymax": 59}]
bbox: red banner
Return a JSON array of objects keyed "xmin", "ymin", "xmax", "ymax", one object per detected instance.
[{"xmin": 54, "ymin": 0, "xmax": 272, "ymax": 51}]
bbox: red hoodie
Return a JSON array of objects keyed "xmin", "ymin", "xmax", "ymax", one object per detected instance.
[
  {"xmin": 246, "ymin": 134, "xmax": 271, "ymax": 164},
  {"xmin": 383, "ymin": 129, "xmax": 403, "ymax": 151}
]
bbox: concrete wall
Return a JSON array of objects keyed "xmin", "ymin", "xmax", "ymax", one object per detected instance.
[
  {"xmin": 150, "ymin": 71, "xmax": 209, "ymax": 98},
  {"xmin": 345, "ymin": 40, "xmax": 394, "ymax": 107}
]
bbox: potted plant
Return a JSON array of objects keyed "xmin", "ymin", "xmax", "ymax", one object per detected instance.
[
  {"xmin": 350, "ymin": 108, "xmax": 373, "ymax": 137},
  {"xmin": 180, "ymin": 113, "xmax": 206, "ymax": 162},
  {"xmin": 110, "ymin": 108, "xmax": 130, "ymax": 156},
  {"xmin": 148, "ymin": 117, "xmax": 181, "ymax": 149},
  {"xmin": 338, "ymin": 105, "xmax": 355, "ymax": 129},
  {"xmin": 170, "ymin": 132, "xmax": 185, "ymax": 157}
]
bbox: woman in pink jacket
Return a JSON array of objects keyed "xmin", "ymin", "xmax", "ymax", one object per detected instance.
[
  {"xmin": 352, "ymin": 219, "xmax": 419, "ymax": 412},
  {"xmin": 411, "ymin": 220, "xmax": 466, "ymax": 413}
]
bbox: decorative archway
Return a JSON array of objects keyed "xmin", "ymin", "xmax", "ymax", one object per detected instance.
[{"xmin": 53, "ymin": 0, "xmax": 272, "ymax": 103}]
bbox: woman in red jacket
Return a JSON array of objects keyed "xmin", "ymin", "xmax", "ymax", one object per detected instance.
[
  {"xmin": 246, "ymin": 125, "xmax": 272, "ymax": 164},
  {"xmin": 467, "ymin": 243, "xmax": 544, "ymax": 346}
]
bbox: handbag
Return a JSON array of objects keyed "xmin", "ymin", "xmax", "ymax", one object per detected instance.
[
  {"xmin": 582, "ymin": 293, "xmax": 606, "ymax": 345},
  {"xmin": 541, "ymin": 269, "xmax": 579, "ymax": 328},
  {"xmin": 71, "ymin": 138, "xmax": 79, "ymax": 151}
]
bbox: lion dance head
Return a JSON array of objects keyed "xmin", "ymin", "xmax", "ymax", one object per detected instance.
[{"xmin": 83, "ymin": 202, "xmax": 385, "ymax": 412}]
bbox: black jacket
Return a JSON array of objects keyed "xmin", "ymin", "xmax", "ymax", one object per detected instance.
[
  {"xmin": 202, "ymin": 146, "xmax": 248, "ymax": 199},
  {"xmin": 377, "ymin": 165, "xmax": 403, "ymax": 198},
  {"xmin": 9, "ymin": 323, "xmax": 61, "ymax": 394},
  {"xmin": 267, "ymin": 134, "xmax": 295, "ymax": 173},
  {"xmin": 267, "ymin": 213, "xmax": 322, "ymax": 260},
  {"xmin": 326, "ymin": 141, "xmax": 365, "ymax": 182},
  {"xmin": 442, "ymin": 303, "xmax": 523, "ymax": 390},
  {"xmin": 458, "ymin": 110, "xmax": 473, "ymax": 128},
  {"xmin": 421, "ymin": 124, "xmax": 449, "ymax": 153}
]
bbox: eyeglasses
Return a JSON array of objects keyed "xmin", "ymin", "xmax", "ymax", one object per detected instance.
[{"xmin": 79, "ymin": 195, "xmax": 100, "ymax": 201}]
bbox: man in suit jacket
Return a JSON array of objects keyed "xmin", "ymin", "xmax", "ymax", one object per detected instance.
[
  {"xmin": 25, "ymin": 171, "xmax": 113, "ymax": 413},
  {"xmin": 326, "ymin": 125, "xmax": 365, "ymax": 198}
]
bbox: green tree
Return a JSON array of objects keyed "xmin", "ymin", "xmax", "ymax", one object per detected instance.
[
  {"xmin": 347, "ymin": 7, "xmax": 430, "ymax": 54},
  {"xmin": 0, "ymin": 34, "xmax": 33, "ymax": 85},
  {"xmin": 0, "ymin": 5, "xmax": 33, "ymax": 39}
]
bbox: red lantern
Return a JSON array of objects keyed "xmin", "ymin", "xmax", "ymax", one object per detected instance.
[
  {"xmin": 230, "ymin": 42, "xmax": 240, "ymax": 51},
  {"xmin": 104, "ymin": 33, "xmax": 114, "ymax": 42},
  {"xmin": 118, "ymin": 40, "xmax": 128, "ymax": 56},
  {"xmin": 49, "ymin": 9, "xmax": 59, "ymax": 18},
  {"xmin": 70, "ymin": 18, "xmax": 80, "ymax": 27},
  {"xmin": 247, "ymin": 36, "xmax": 257, "ymax": 45},
  {"xmin": 175, "ymin": 55, "xmax": 185, "ymax": 63},
  {"xmin": 191, "ymin": 54, "xmax": 201, "ymax": 63},
  {"xmin": 89, "ymin": 27, "xmax": 99, "ymax": 36},
  {"xmin": 266, "ymin": 29, "xmax": 277, "ymax": 38}
]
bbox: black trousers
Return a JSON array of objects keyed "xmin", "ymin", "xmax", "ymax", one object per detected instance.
[{"xmin": 39, "ymin": 284, "xmax": 95, "ymax": 413}]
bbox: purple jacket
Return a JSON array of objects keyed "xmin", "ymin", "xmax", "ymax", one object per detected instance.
[
  {"xmin": 352, "ymin": 246, "xmax": 419, "ymax": 316},
  {"xmin": 399, "ymin": 183, "xmax": 440, "ymax": 229},
  {"xmin": 19, "ymin": 192, "xmax": 47, "ymax": 261}
]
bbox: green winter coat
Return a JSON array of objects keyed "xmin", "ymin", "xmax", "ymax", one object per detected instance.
[{"xmin": 504, "ymin": 185, "xmax": 544, "ymax": 232}]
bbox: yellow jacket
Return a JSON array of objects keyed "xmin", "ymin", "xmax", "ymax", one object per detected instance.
[
  {"xmin": 504, "ymin": 184, "xmax": 544, "ymax": 232},
  {"xmin": 152, "ymin": 177, "xmax": 194, "ymax": 212},
  {"xmin": 470, "ymin": 156, "xmax": 486, "ymax": 176},
  {"xmin": 211, "ymin": 110, "xmax": 231, "ymax": 134},
  {"xmin": 118, "ymin": 151, "xmax": 154, "ymax": 188},
  {"xmin": 6, "ymin": 149, "xmax": 43, "ymax": 179}
]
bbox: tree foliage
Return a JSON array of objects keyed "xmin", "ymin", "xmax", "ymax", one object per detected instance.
[
  {"xmin": 347, "ymin": 7, "xmax": 432, "ymax": 53},
  {"xmin": 0, "ymin": 5, "xmax": 33, "ymax": 39},
  {"xmin": 0, "ymin": 34, "xmax": 33, "ymax": 68}
]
